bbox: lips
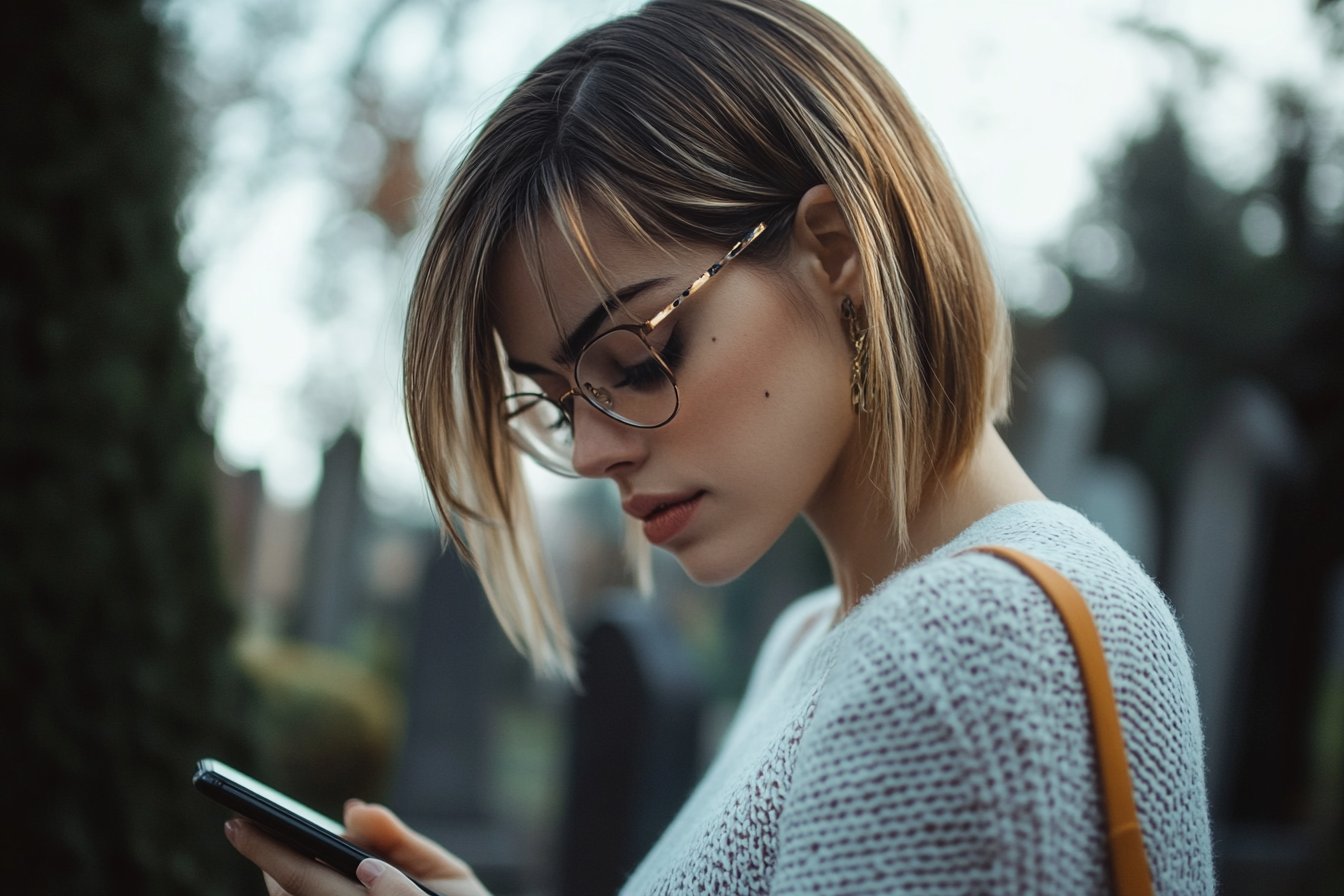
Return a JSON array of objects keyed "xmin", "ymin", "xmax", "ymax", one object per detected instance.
[{"xmin": 623, "ymin": 491, "xmax": 705, "ymax": 546}]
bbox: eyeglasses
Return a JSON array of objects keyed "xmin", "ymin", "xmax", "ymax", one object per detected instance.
[{"xmin": 501, "ymin": 223, "xmax": 767, "ymax": 477}]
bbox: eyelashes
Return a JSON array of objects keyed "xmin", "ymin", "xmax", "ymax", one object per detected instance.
[
  {"xmin": 612, "ymin": 327, "xmax": 684, "ymax": 393},
  {"xmin": 654, "ymin": 325, "xmax": 687, "ymax": 371}
]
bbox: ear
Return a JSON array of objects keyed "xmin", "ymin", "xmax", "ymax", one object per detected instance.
[{"xmin": 792, "ymin": 184, "xmax": 863, "ymax": 307}]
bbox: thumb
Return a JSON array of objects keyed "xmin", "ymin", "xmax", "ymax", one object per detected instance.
[{"xmin": 356, "ymin": 858, "xmax": 431, "ymax": 895}]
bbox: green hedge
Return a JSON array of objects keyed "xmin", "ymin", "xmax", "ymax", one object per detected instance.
[{"xmin": 0, "ymin": 2, "xmax": 261, "ymax": 893}]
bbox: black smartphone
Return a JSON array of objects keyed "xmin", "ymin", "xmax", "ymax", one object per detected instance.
[{"xmin": 194, "ymin": 758, "xmax": 443, "ymax": 896}]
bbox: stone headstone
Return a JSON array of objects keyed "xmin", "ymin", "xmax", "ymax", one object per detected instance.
[
  {"xmin": 294, "ymin": 428, "xmax": 365, "ymax": 648},
  {"xmin": 1014, "ymin": 354, "xmax": 1161, "ymax": 569},
  {"xmin": 1015, "ymin": 354, "xmax": 1107, "ymax": 502},
  {"xmin": 1166, "ymin": 381, "xmax": 1301, "ymax": 811},
  {"xmin": 387, "ymin": 543, "xmax": 520, "ymax": 892},
  {"xmin": 558, "ymin": 593, "xmax": 705, "ymax": 896}
]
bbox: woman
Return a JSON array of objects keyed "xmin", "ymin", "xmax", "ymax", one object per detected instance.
[{"xmin": 227, "ymin": 0, "xmax": 1214, "ymax": 893}]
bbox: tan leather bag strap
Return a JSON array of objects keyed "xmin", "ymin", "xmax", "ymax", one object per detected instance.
[{"xmin": 966, "ymin": 545, "xmax": 1154, "ymax": 896}]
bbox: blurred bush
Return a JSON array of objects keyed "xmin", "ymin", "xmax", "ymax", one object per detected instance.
[
  {"xmin": 238, "ymin": 636, "xmax": 404, "ymax": 819},
  {"xmin": 0, "ymin": 1, "xmax": 262, "ymax": 892}
]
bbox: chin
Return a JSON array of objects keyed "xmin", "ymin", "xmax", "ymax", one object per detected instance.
[{"xmin": 666, "ymin": 537, "xmax": 767, "ymax": 587}]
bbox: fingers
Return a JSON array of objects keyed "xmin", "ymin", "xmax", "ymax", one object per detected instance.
[
  {"xmin": 343, "ymin": 801, "xmax": 475, "ymax": 881},
  {"xmin": 226, "ymin": 819, "xmax": 363, "ymax": 896},
  {"xmin": 356, "ymin": 859, "xmax": 496, "ymax": 896},
  {"xmin": 357, "ymin": 858, "xmax": 438, "ymax": 895}
]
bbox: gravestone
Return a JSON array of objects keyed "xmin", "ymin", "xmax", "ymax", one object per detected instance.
[
  {"xmin": 294, "ymin": 428, "xmax": 365, "ymax": 648},
  {"xmin": 387, "ymin": 543, "xmax": 520, "ymax": 892},
  {"xmin": 558, "ymin": 593, "xmax": 706, "ymax": 896},
  {"xmin": 1015, "ymin": 354, "xmax": 1107, "ymax": 502},
  {"xmin": 1306, "ymin": 564, "xmax": 1344, "ymax": 884},
  {"xmin": 1014, "ymin": 354, "xmax": 1160, "ymax": 570},
  {"xmin": 1166, "ymin": 381, "xmax": 1301, "ymax": 812},
  {"xmin": 214, "ymin": 465, "xmax": 264, "ymax": 603}
]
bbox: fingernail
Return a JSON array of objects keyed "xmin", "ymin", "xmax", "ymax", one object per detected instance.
[
  {"xmin": 224, "ymin": 819, "xmax": 239, "ymax": 843},
  {"xmin": 345, "ymin": 798, "xmax": 365, "ymax": 810},
  {"xmin": 356, "ymin": 858, "xmax": 388, "ymax": 886}
]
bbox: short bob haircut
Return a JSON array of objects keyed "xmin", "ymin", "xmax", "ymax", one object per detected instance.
[{"xmin": 404, "ymin": 0, "xmax": 1011, "ymax": 680}]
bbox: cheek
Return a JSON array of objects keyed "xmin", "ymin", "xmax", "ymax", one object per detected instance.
[
  {"xmin": 657, "ymin": 312, "xmax": 853, "ymax": 585},
  {"xmin": 673, "ymin": 305, "xmax": 854, "ymax": 485}
]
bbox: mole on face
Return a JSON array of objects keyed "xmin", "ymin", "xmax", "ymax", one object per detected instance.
[
  {"xmin": 765, "ymin": 391, "xmax": 770, "ymax": 398},
  {"xmin": 711, "ymin": 337, "xmax": 717, "ymax": 342}
]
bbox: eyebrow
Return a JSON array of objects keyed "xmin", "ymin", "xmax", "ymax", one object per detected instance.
[{"xmin": 505, "ymin": 276, "xmax": 671, "ymax": 376}]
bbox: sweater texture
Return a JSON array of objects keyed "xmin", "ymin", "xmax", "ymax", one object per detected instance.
[{"xmin": 621, "ymin": 500, "xmax": 1213, "ymax": 895}]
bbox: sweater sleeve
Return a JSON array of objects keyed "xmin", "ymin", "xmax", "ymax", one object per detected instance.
[{"xmin": 769, "ymin": 554, "xmax": 1120, "ymax": 895}]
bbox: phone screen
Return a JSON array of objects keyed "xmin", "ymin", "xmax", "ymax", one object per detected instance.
[{"xmin": 194, "ymin": 758, "xmax": 443, "ymax": 896}]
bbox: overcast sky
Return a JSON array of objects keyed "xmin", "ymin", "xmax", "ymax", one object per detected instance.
[{"xmin": 175, "ymin": 0, "xmax": 1342, "ymax": 510}]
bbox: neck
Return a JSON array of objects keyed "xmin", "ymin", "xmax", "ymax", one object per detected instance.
[{"xmin": 805, "ymin": 425, "xmax": 1046, "ymax": 613}]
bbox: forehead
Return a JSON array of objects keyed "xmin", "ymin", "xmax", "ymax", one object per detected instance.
[{"xmin": 489, "ymin": 215, "xmax": 691, "ymax": 354}]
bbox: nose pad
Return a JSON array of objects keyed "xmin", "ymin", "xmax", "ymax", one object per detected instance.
[{"xmin": 584, "ymin": 382, "xmax": 614, "ymax": 409}]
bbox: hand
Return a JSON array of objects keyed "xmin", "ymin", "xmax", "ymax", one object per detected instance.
[{"xmin": 225, "ymin": 799, "xmax": 492, "ymax": 896}]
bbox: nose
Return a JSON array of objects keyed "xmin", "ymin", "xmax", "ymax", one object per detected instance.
[{"xmin": 569, "ymin": 400, "xmax": 648, "ymax": 479}]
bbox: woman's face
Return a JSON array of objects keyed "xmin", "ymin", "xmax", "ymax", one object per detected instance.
[{"xmin": 491, "ymin": 213, "xmax": 860, "ymax": 585}]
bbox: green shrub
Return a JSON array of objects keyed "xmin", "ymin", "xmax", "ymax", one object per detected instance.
[{"xmin": 0, "ymin": 2, "xmax": 261, "ymax": 892}]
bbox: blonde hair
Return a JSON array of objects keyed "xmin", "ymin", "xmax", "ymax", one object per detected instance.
[{"xmin": 404, "ymin": 0, "xmax": 1011, "ymax": 680}]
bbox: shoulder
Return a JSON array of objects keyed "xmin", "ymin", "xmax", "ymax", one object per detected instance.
[
  {"xmin": 856, "ymin": 500, "xmax": 1184, "ymax": 671},
  {"xmin": 737, "ymin": 586, "xmax": 840, "ymax": 713},
  {"xmin": 834, "ymin": 500, "xmax": 1199, "ymax": 754},
  {"xmin": 772, "ymin": 502, "xmax": 1212, "ymax": 892},
  {"xmin": 763, "ymin": 586, "xmax": 841, "ymax": 666}
]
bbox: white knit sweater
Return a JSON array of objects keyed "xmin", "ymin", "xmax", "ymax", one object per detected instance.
[{"xmin": 622, "ymin": 501, "xmax": 1213, "ymax": 895}]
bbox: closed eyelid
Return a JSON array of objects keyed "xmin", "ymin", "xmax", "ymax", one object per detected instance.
[
  {"xmin": 504, "ymin": 235, "xmax": 745, "ymax": 376},
  {"xmin": 502, "ymin": 278, "xmax": 669, "ymax": 378},
  {"xmin": 548, "ymin": 277, "xmax": 674, "ymax": 367},
  {"xmin": 506, "ymin": 358, "xmax": 558, "ymax": 378}
]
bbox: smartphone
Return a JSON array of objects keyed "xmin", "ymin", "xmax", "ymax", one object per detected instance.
[{"xmin": 194, "ymin": 758, "xmax": 443, "ymax": 895}]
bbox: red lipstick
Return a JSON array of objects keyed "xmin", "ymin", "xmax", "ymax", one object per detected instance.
[{"xmin": 624, "ymin": 491, "xmax": 705, "ymax": 546}]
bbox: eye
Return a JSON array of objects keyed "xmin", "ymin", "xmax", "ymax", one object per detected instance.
[
  {"xmin": 613, "ymin": 356, "xmax": 669, "ymax": 392},
  {"xmin": 612, "ymin": 326, "xmax": 685, "ymax": 392},
  {"xmin": 647, "ymin": 325, "xmax": 686, "ymax": 371}
]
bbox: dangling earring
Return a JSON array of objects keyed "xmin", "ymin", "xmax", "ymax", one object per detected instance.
[{"xmin": 841, "ymin": 296, "xmax": 870, "ymax": 412}]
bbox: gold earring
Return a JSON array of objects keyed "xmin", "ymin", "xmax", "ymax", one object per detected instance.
[{"xmin": 841, "ymin": 296, "xmax": 870, "ymax": 412}]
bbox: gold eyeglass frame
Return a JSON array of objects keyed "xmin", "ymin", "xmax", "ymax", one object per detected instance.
[{"xmin": 501, "ymin": 222, "xmax": 768, "ymax": 473}]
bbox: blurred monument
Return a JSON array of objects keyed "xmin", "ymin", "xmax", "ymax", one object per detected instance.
[
  {"xmin": 1013, "ymin": 354, "xmax": 1160, "ymax": 570},
  {"xmin": 294, "ymin": 428, "xmax": 367, "ymax": 648},
  {"xmin": 215, "ymin": 465, "xmax": 265, "ymax": 602},
  {"xmin": 389, "ymin": 545, "xmax": 522, "ymax": 894},
  {"xmin": 1166, "ymin": 383, "xmax": 1302, "ymax": 810},
  {"xmin": 1306, "ymin": 567, "xmax": 1344, "ymax": 890},
  {"xmin": 559, "ymin": 593, "xmax": 706, "ymax": 896}
]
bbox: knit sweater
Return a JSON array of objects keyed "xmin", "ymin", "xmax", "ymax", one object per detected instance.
[{"xmin": 622, "ymin": 501, "xmax": 1213, "ymax": 895}]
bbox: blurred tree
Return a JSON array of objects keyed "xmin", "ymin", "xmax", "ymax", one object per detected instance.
[
  {"xmin": 1058, "ymin": 102, "xmax": 1321, "ymax": 499},
  {"xmin": 1318, "ymin": 0, "xmax": 1344, "ymax": 56},
  {"xmin": 0, "ymin": 1, "xmax": 260, "ymax": 893}
]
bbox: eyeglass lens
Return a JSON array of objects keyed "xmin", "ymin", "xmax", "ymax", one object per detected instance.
[
  {"xmin": 502, "ymin": 392, "xmax": 575, "ymax": 474},
  {"xmin": 504, "ymin": 328, "xmax": 678, "ymax": 473},
  {"xmin": 574, "ymin": 328, "xmax": 677, "ymax": 427}
]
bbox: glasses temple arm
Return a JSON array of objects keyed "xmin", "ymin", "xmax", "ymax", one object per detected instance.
[{"xmin": 644, "ymin": 223, "xmax": 767, "ymax": 330}]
